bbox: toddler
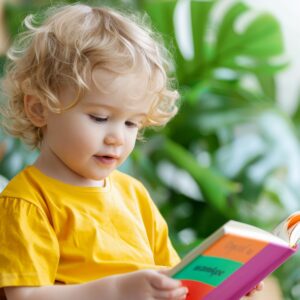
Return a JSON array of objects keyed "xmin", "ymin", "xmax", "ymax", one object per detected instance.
[{"xmin": 0, "ymin": 3, "xmax": 262, "ymax": 300}]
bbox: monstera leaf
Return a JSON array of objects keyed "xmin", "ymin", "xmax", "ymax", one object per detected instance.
[
  {"xmin": 134, "ymin": 3, "xmax": 300, "ymax": 296},
  {"xmin": 132, "ymin": 0, "xmax": 289, "ymax": 219},
  {"xmin": 142, "ymin": 0, "xmax": 286, "ymax": 86},
  {"xmin": 215, "ymin": 110, "xmax": 300, "ymax": 226}
]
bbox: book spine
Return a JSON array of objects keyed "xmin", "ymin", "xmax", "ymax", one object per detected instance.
[{"xmin": 204, "ymin": 244, "xmax": 296, "ymax": 300}]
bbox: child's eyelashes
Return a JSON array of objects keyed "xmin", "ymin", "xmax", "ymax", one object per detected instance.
[
  {"xmin": 88, "ymin": 115, "xmax": 140, "ymax": 128},
  {"xmin": 89, "ymin": 115, "xmax": 108, "ymax": 123},
  {"xmin": 125, "ymin": 121, "xmax": 138, "ymax": 128}
]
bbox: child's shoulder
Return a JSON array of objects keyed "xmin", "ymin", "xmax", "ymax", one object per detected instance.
[
  {"xmin": 0, "ymin": 166, "xmax": 42, "ymax": 204},
  {"xmin": 111, "ymin": 170, "xmax": 148, "ymax": 193},
  {"xmin": 111, "ymin": 169, "xmax": 144, "ymax": 186}
]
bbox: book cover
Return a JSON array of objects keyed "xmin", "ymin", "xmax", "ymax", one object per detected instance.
[{"xmin": 169, "ymin": 214, "xmax": 300, "ymax": 300}]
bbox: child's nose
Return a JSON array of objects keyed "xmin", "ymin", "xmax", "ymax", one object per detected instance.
[{"xmin": 104, "ymin": 129, "xmax": 124, "ymax": 146}]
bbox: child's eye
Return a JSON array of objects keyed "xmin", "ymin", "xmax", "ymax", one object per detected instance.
[
  {"xmin": 125, "ymin": 121, "xmax": 138, "ymax": 128},
  {"xmin": 89, "ymin": 115, "xmax": 108, "ymax": 123}
]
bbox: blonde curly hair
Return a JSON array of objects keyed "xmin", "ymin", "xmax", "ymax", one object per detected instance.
[{"xmin": 1, "ymin": 4, "xmax": 179, "ymax": 149}]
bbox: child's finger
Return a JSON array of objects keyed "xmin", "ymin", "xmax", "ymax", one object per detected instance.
[
  {"xmin": 150, "ymin": 272, "xmax": 182, "ymax": 290},
  {"xmin": 245, "ymin": 289, "xmax": 256, "ymax": 297},
  {"xmin": 255, "ymin": 281, "xmax": 264, "ymax": 291},
  {"xmin": 157, "ymin": 268, "xmax": 171, "ymax": 276},
  {"xmin": 245, "ymin": 281, "xmax": 264, "ymax": 297},
  {"xmin": 153, "ymin": 286, "xmax": 188, "ymax": 299}
]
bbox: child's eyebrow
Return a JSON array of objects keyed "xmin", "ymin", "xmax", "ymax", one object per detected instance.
[
  {"xmin": 84, "ymin": 102, "xmax": 119, "ymax": 111},
  {"xmin": 84, "ymin": 102, "xmax": 148, "ymax": 117}
]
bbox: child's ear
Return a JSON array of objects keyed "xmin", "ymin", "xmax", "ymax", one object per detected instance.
[{"xmin": 23, "ymin": 95, "xmax": 47, "ymax": 127}]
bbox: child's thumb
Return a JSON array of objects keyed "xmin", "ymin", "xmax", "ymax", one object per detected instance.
[{"xmin": 157, "ymin": 268, "xmax": 171, "ymax": 276}]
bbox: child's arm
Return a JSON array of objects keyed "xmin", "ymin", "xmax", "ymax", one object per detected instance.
[{"xmin": 4, "ymin": 270, "xmax": 188, "ymax": 300}]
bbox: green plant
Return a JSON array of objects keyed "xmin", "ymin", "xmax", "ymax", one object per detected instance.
[
  {"xmin": 1, "ymin": 0, "xmax": 300, "ymax": 298},
  {"xmin": 124, "ymin": 0, "xmax": 300, "ymax": 298},
  {"xmin": 129, "ymin": 0, "xmax": 291, "ymax": 229}
]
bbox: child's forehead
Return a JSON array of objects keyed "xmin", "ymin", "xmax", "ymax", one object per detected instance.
[
  {"xmin": 77, "ymin": 69, "xmax": 155, "ymax": 113},
  {"xmin": 91, "ymin": 68, "xmax": 154, "ymax": 100}
]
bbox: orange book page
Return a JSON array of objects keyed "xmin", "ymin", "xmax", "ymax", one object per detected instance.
[{"xmin": 203, "ymin": 233, "xmax": 268, "ymax": 263}]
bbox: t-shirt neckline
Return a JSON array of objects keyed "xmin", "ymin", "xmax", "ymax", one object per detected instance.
[{"xmin": 26, "ymin": 165, "xmax": 111, "ymax": 193}]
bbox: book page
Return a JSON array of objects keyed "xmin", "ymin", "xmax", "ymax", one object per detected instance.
[
  {"xmin": 272, "ymin": 212, "xmax": 300, "ymax": 247},
  {"xmin": 226, "ymin": 221, "xmax": 287, "ymax": 246}
]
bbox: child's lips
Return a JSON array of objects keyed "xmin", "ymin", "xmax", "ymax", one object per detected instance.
[{"xmin": 94, "ymin": 155, "xmax": 119, "ymax": 165}]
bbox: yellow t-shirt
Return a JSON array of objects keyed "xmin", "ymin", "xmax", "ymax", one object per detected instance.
[{"xmin": 0, "ymin": 166, "xmax": 180, "ymax": 288}]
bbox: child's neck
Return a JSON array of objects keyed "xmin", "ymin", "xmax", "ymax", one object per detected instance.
[{"xmin": 34, "ymin": 153, "xmax": 105, "ymax": 188}]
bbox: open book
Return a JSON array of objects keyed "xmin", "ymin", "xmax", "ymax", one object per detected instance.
[{"xmin": 168, "ymin": 212, "xmax": 300, "ymax": 300}]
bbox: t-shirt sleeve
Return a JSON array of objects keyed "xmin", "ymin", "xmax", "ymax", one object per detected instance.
[
  {"xmin": 133, "ymin": 180, "xmax": 181, "ymax": 267},
  {"xmin": 0, "ymin": 197, "xmax": 60, "ymax": 288},
  {"xmin": 151, "ymin": 202, "xmax": 181, "ymax": 267}
]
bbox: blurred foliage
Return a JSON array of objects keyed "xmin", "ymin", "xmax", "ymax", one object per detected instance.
[{"xmin": 1, "ymin": 0, "xmax": 300, "ymax": 299}]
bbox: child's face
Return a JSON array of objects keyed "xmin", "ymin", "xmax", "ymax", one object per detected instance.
[{"xmin": 41, "ymin": 69, "xmax": 153, "ymax": 185}]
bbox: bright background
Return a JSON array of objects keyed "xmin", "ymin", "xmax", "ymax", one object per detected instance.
[
  {"xmin": 245, "ymin": 0, "xmax": 300, "ymax": 113},
  {"xmin": 1, "ymin": 1, "xmax": 300, "ymax": 299}
]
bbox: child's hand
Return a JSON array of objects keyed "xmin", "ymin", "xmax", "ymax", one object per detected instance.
[
  {"xmin": 116, "ymin": 269, "xmax": 188, "ymax": 300},
  {"xmin": 244, "ymin": 281, "xmax": 264, "ymax": 298}
]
